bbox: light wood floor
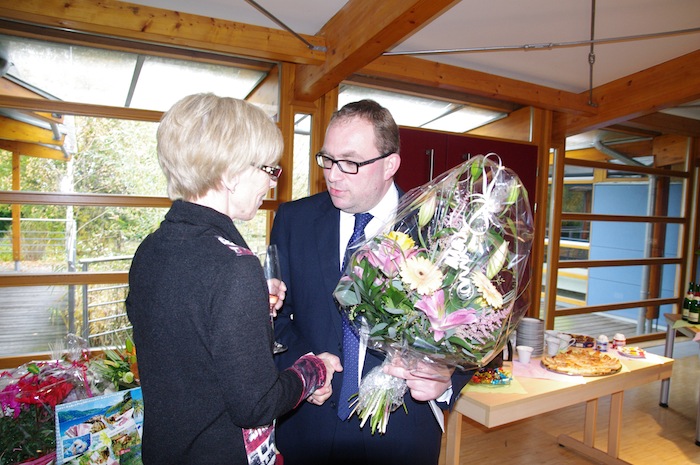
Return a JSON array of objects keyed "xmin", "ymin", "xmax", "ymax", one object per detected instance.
[{"xmin": 439, "ymin": 347, "xmax": 700, "ymax": 465}]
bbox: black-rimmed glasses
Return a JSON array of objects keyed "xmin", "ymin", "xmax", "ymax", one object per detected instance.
[
  {"xmin": 259, "ymin": 165, "xmax": 282, "ymax": 180},
  {"xmin": 315, "ymin": 151, "xmax": 392, "ymax": 174}
]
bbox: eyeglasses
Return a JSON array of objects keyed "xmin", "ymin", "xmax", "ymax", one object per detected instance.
[
  {"xmin": 315, "ymin": 151, "xmax": 392, "ymax": 175},
  {"xmin": 258, "ymin": 165, "xmax": 282, "ymax": 180}
]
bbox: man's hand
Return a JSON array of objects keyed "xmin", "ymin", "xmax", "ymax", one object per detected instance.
[
  {"xmin": 382, "ymin": 357, "xmax": 453, "ymax": 402},
  {"xmin": 308, "ymin": 353, "xmax": 343, "ymax": 405}
]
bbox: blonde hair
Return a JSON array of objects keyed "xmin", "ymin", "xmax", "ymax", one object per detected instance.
[{"xmin": 157, "ymin": 93, "xmax": 283, "ymax": 200}]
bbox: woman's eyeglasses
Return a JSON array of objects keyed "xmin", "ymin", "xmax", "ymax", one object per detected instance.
[{"xmin": 259, "ymin": 165, "xmax": 282, "ymax": 180}]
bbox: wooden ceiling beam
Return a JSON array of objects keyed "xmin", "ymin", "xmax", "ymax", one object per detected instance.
[
  {"xmin": 566, "ymin": 49, "xmax": 700, "ymax": 136},
  {"xmin": 0, "ymin": 115, "xmax": 63, "ymax": 145},
  {"xmin": 0, "ymin": 95, "xmax": 163, "ymax": 122},
  {"xmin": 345, "ymin": 74, "xmax": 521, "ymax": 114},
  {"xmin": 0, "ymin": 140, "xmax": 68, "ymax": 160},
  {"xmin": 360, "ymin": 55, "xmax": 596, "ymax": 116},
  {"xmin": 619, "ymin": 113, "xmax": 700, "ymax": 139},
  {"xmin": 294, "ymin": 0, "xmax": 460, "ymax": 101},
  {"xmin": 0, "ymin": 78, "xmax": 64, "ymax": 124},
  {"xmin": 0, "ymin": 0, "xmax": 694, "ymax": 139},
  {"xmin": 0, "ymin": 0, "xmax": 326, "ymax": 65}
]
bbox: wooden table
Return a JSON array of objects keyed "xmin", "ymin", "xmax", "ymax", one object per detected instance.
[
  {"xmin": 446, "ymin": 354, "xmax": 673, "ymax": 465},
  {"xmin": 658, "ymin": 312, "xmax": 700, "ymax": 446}
]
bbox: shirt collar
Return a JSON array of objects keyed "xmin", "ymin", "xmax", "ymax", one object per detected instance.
[{"xmin": 339, "ymin": 183, "xmax": 399, "ymax": 262}]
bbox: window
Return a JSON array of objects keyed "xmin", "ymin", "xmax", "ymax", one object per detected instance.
[
  {"xmin": 1, "ymin": 34, "xmax": 268, "ymax": 111},
  {"xmin": 338, "ymin": 84, "xmax": 505, "ymax": 133},
  {"xmin": 0, "ymin": 33, "xmax": 280, "ymax": 357}
]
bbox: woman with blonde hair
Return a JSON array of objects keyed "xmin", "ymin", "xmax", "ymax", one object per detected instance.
[{"xmin": 126, "ymin": 93, "xmax": 341, "ymax": 465}]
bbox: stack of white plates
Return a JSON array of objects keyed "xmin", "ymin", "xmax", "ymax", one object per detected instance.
[{"xmin": 515, "ymin": 317, "xmax": 545, "ymax": 357}]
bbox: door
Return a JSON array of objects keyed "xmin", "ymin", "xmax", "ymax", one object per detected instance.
[{"xmin": 395, "ymin": 128, "xmax": 447, "ymax": 193}]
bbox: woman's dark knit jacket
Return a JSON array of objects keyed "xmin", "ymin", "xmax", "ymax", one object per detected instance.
[{"xmin": 126, "ymin": 200, "xmax": 322, "ymax": 464}]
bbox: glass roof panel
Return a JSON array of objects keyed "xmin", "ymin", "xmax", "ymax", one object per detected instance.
[
  {"xmin": 2, "ymin": 35, "xmax": 137, "ymax": 105},
  {"xmin": 338, "ymin": 85, "xmax": 505, "ymax": 133},
  {"xmin": 1, "ymin": 34, "xmax": 267, "ymax": 111},
  {"xmin": 422, "ymin": 106, "xmax": 504, "ymax": 132},
  {"xmin": 339, "ymin": 86, "xmax": 453, "ymax": 127},
  {"xmin": 130, "ymin": 56, "xmax": 265, "ymax": 111}
]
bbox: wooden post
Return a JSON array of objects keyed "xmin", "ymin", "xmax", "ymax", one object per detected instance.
[{"xmin": 11, "ymin": 152, "xmax": 20, "ymax": 264}]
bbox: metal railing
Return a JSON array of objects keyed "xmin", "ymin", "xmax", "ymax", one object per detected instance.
[
  {"xmin": 0, "ymin": 217, "xmax": 68, "ymax": 262},
  {"xmin": 76, "ymin": 256, "xmax": 133, "ymax": 345}
]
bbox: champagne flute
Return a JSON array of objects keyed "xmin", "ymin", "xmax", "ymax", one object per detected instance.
[{"xmin": 263, "ymin": 244, "xmax": 287, "ymax": 354}]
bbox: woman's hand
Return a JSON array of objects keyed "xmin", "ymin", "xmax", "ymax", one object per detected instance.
[
  {"xmin": 307, "ymin": 352, "xmax": 342, "ymax": 405},
  {"xmin": 266, "ymin": 278, "xmax": 287, "ymax": 317}
]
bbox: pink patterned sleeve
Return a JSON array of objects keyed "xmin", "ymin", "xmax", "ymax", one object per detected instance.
[{"xmin": 287, "ymin": 353, "xmax": 327, "ymax": 406}]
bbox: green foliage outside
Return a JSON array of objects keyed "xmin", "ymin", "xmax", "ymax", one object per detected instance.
[
  {"xmin": 71, "ymin": 117, "xmax": 167, "ymax": 258},
  {"xmin": 1, "ymin": 116, "xmax": 167, "ymax": 346},
  {"xmin": 1, "ymin": 116, "xmax": 167, "ymax": 263},
  {"xmin": 1, "ymin": 115, "xmax": 288, "ymax": 349}
]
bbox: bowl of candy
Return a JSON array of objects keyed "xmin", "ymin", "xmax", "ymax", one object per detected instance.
[{"xmin": 469, "ymin": 367, "xmax": 512, "ymax": 386}]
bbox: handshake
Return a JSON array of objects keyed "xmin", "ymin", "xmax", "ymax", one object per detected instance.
[
  {"xmin": 304, "ymin": 353, "xmax": 454, "ymax": 406},
  {"xmin": 306, "ymin": 353, "xmax": 342, "ymax": 405}
]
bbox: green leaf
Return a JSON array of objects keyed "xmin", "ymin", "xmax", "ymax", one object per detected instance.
[
  {"xmin": 371, "ymin": 322, "xmax": 388, "ymax": 335},
  {"xmin": 335, "ymin": 287, "xmax": 360, "ymax": 306},
  {"xmin": 383, "ymin": 306, "xmax": 406, "ymax": 315},
  {"xmin": 486, "ymin": 240, "xmax": 508, "ymax": 279},
  {"xmin": 447, "ymin": 336, "xmax": 471, "ymax": 349},
  {"xmin": 507, "ymin": 181, "xmax": 521, "ymax": 204},
  {"xmin": 470, "ymin": 160, "xmax": 483, "ymax": 179}
]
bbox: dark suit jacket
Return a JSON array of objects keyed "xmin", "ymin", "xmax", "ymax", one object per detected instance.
[{"xmin": 271, "ymin": 191, "xmax": 473, "ymax": 465}]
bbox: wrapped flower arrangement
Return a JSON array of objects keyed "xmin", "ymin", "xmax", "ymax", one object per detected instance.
[
  {"xmin": 0, "ymin": 335, "xmax": 140, "ymax": 464},
  {"xmin": 334, "ymin": 154, "xmax": 534, "ymax": 433},
  {"xmin": 90, "ymin": 337, "xmax": 140, "ymax": 392},
  {"xmin": 0, "ymin": 354, "xmax": 92, "ymax": 464}
]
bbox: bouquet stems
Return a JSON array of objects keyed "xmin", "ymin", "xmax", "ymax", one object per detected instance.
[{"xmin": 349, "ymin": 359, "xmax": 408, "ymax": 435}]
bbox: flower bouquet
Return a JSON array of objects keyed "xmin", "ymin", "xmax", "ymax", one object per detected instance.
[
  {"xmin": 0, "ymin": 352, "xmax": 94, "ymax": 465},
  {"xmin": 0, "ymin": 334, "xmax": 136, "ymax": 464},
  {"xmin": 90, "ymin": 337, "xmax": 140, "ymax": 392},
  {"xmin": 334, "ymin": 154, "xmax": 534, "ymax": 434}
]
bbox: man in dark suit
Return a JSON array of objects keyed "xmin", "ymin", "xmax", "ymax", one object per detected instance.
[{"xmin": 271, "ymin": 100, "xmax": 473, "ymax": 465}]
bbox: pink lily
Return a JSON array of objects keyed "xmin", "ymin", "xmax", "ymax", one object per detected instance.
[
  {"xmin": 364, "ymin": 239, "xmax": 416, "ymax": 277},
  {"xmin": 415, "ymin": 290, "xmax": 478, "ymax": 341}
]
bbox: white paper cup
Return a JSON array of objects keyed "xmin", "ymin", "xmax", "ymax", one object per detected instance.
[{"xmin": 516, "ymin": 345, "xmax": 534, "ymax": 364}]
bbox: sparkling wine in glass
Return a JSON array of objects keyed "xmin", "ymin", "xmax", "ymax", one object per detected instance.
[{"xmin": 263, "ymin": 244, "xmax": 287, "ymax": 354}]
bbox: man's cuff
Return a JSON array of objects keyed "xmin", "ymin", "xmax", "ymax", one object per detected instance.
[{"xmin": 436, "ymin": 384, "xmax": 453, "ymax": 404}]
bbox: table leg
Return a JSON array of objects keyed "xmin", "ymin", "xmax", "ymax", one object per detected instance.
[
  {"xmin": 445, "ymin": 410, "xmax": 462, "ymax": 465},
  {"xmin": 659, "ymin": 322, "xmax": 675, "ymax": 407},
  {"xmin": 583, "ymin": 398, "xmax": 598, "ymax": 447},
  {"xmin": 696, "ymin": 385, "xmax": 700, "ymax": 446},
  {"xmin": 558, "ymin": 394, "xmax": 632, "ymax": 465},
  {"xmin": 608, "ymin": 391, "xmax": 624, "ymax": 457}
]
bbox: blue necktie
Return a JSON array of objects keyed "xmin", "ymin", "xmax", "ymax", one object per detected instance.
[
  {"xmin": 338, "ymin": 212, "xmax": 373, "ymax": 420},
  {"xmin": 342, "ymin": 212, "xmax": 373, "ymax": 271}
]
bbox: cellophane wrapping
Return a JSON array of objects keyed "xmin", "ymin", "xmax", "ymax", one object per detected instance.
[{"xmin": 334, "ymin": 154, "xmax": 534, "ymax": 433}]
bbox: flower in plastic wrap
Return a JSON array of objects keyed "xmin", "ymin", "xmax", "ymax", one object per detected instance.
[
  {"xmin": 334, "ymin": 154, "xmax": 534, "ymax": 433},
  {"xmin": 90, "ymin": 336, "xmax": 140, "ymax": 392},
  {"xmin": 0, "ymin": 334, "xmax": 97, "ymax": 464}
]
